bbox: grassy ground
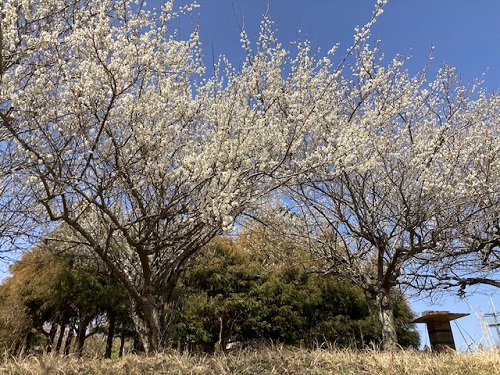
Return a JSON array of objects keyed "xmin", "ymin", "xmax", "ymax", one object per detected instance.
[{"xmin": 1, "ymin": 348, "xmax": 499, "ymax": 375}]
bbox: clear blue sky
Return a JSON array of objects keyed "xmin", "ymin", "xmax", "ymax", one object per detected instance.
[
  {"xmin": 167, "ymin": 0, "xmax": 500, "ymax": 350},
  {"xmin": 172, "ymin": 0, "xmax": 500, "ymax": 87}
]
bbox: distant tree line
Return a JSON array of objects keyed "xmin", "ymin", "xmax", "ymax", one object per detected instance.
[
  {"xmin": 0, "ymin": 231, "xmax": 418, "ymax": 357},
  {"xmin": 0, "ymin": 243, "xmax": 132, "ymax": 358}
]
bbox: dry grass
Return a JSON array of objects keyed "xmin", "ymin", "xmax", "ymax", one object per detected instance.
[{"xmin": 1, "ymin": 348, "xmax": 499, "ymax": 375}]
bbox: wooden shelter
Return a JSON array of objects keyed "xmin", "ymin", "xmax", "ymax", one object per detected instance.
[{"xmin": 412, "ymin": 310, "xmax": 469, "ymax": 351}]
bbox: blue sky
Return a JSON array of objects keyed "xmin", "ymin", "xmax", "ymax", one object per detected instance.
[
  {"xmin": 167, "ymin": 0, "xmax": 500, "ymax": 349},
  {"xmin": 173, "ymin": 0, "xmax": 500, "ymax": 87}
]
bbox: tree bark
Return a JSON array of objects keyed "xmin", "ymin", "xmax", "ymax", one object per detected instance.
[
  {"xmin": 377, "ymin": 288, "xmax": 398, "ymax": 350},
  {"xmin": 64, "ymin": 326, "xmax": 74, "ymax": 356},
  {"xmin": 119, "ymin": 323, "xmax": 126, "ymax": 357},
  {"xmin": 76, "ymin": 317, "xmax": 91, "ymax": 357},
  {"xmin": 130, "ymin": 298, "xmax": 162, "ymax": 354},
  {"xmin": 55, "ymin": 323, "xmax": 66, "ymax": 354},
  {"xmin": 105, "ymin": 314, "xmax": 116, "ymax": 359},
  {"xmin": 46, "ymin": 324, "xmax": 58, "ymax": 354}
]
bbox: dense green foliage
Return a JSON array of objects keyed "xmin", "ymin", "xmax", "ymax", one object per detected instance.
[
  {"xmin": 0, "ymin": 247, "xmax": 131, "ymax": 357},
  {"xmin": 169, "ymin": 238, "xmax": 419, "ymax": 351},
  {"xmin": 0, "ymin": 236, "xmax": 419, "ymax": 356}
]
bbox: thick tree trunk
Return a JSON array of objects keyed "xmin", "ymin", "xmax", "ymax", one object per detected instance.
[
  {"xmin": 76, "ymin": 330, "xmax": 85, "ymax": 357},
  {"xmin": 105, "ymin": 314, "xmax": 116, "ymax": 359},
  {"xmin": 76, "ymin": 317, "xmax": 91, "ymax": 357},
  {"xmin": 131, "ymin": 299, "xmax": 162, "ymax": 354},
  {"xmin": 377, "ymin": 289, "xmax": 398, "ymax": 350}
]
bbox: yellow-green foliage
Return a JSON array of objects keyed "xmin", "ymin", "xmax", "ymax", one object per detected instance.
[
  {"xmin": 0, "ymin": 348, "xmax": 499, "ymax": 375},
  {"xmin": 0, "ymin": 246, "xmax": 131, "ymax": 356}
]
